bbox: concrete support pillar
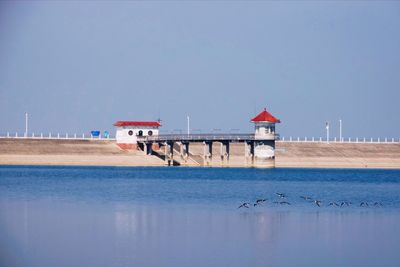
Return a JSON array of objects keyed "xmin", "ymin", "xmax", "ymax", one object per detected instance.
[
  {"xmin": 208, "ymin": 142, "xmax": 213, "ymax": 161},
  {"xmin": 179, "ymin": 142, "xmax": 184, "ymax": 158},
  {"xmin": 245, "ymin": 141, "xmax": 254, "ymax": 166},
  {"xmin": 220, "ymin": 142, "xmax": 224, "ymax": 162},
  {"xmin": 250, "ymin": 141, "xmax": 255, "ymax": 165},
  {"xmin": 203, "ymin": 141, "xmax": 212, "ymax": 165},
  {"xmin": 178, "ymin": 142, "xmax": 188, "ymax": 164},
  {"xmin": 220, "ymin": 141, "xmax": 230, "ymax": 164},
  {"xmin": 146, "ymin": 143, "xmax": 153, "ymax": 155},
  {"xmin": 244, "ymin": 142, "xmax": 248, "ymax": 165},
  {"xmin": 168, "ymin": 142, "xmax": 174, "ymax": 165},
  {"xmin": 182, "ymin": 142, "xmax": 189, "ymax": 162},
  {"xmin": 163, "ymin": 142, "xmax": 168, "ymax": 165},
  {"xmin": 202, "ymin": 142, "xmax": 207, "ymax": 166},
  {"xmin": 226, "ymin": 142, "xmax": 230, "ymax": 162},
  {"xmin": 185, "ymin": 142, "xmax": 190, "ymax": 157}
]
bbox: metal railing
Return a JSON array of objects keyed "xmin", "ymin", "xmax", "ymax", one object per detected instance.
[
  {"xmin": 137, "ymin": 133, "xmax": 279, "ymax": 142},
  {"xmin": 0, "ymin": 132, "xmax": 115, "ymax": 141},
  {"xmin": 278, "ymin": 136, "xmax": 400, "ymax": 144}
]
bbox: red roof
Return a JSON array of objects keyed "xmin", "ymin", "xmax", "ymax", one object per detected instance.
[
  {"xmin": 251, "ymin": 108, "xmax": 280, "ymax": 123},
  {"xmin": 113, "ymin": 121, "xmax": 161, "ymax": 127}
]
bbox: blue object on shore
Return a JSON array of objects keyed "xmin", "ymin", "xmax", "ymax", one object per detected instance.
[
  {"xmin": 91, "ymin": 131, "xmax": 100, "ymax": 137},
  {"xmin": 104, "ymin": 131, "xmax": 109, "ymax": 138}
]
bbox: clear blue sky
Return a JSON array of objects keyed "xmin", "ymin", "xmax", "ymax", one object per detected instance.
[{"xmin": 0, "ymin": 1, "xmax": 399, "ymax": 138}]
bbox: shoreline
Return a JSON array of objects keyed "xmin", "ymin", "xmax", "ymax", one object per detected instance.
[
  {"xmin": 1, "ymin": 138, "xmax": 399, "ymax": 169},
  {"xmin": 1, "ymin": 163, "xmax": 400, "ymax": 170}
]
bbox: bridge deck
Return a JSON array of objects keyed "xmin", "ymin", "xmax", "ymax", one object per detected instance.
[{"xmin": 138, "ymin": 133, "xmax": 278, "ymax": 143}]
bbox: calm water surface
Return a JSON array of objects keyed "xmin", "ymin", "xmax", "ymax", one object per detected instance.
[{"xmin": 1, "ymin": 166, "xmax": 400, "ymax": 267}]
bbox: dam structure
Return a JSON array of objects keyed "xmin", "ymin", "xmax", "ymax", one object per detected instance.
[
  {"xmin": 130, "ymin": 108, "xmax": 280, "ymax": 168},
  {"xmin": 1, "ymin": 108, "xmax": 399, "ymax": 169}
]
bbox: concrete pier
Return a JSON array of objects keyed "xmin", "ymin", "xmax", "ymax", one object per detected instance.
[{"xmin": 138, "ymin": 133, "xmax": 278, "ymax": 168}]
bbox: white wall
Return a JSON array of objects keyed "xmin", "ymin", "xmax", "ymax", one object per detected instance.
[
  {"xmin": 115, "ymin": 126, "xmax": 159, "ymax": 144},
  {"xmin": 254, "ymin": 122, "xmax": 276, "ymax": 140},
  {"xmin": 254, "ymin": 144, "xmax": 275, "ymax": 159}
]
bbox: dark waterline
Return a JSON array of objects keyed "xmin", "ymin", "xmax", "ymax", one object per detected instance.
[{"xmin": 1, "ymin": 166, "xmax": 400, "ymax": 267}]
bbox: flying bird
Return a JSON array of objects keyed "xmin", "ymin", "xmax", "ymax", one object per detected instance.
[
  {"xmin": 300, "ymin": 196, "xmax": 312, "ymax": 201},
  {"xmin": 340, "ymin": 201, "xmax": 351, "ymax": 207},
  {"xmin": 314, "ymin": 200, "xmax": 322, "ymax": 207},
  {"xmin": 329, "ymin": 202, "xmax": 339, "ymax": 207},
  {"xmin": 256, "ymin": 199, "xmax": 267, "ymax": 204},
  {"xmin": 238, "ymin": 202, "xmax": 251, "ymax": 209},
  {"xmin": 254, "ymin": 199, "xmax": 267, "ymax": 207},
  {"xmin": 360, "ymin": 202, "xmax": 369, "ymax": 207}
]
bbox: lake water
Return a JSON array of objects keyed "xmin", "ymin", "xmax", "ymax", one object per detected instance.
[{"xmin": 1, "ymin": 166, "xmax": 400, "ymax": 267}]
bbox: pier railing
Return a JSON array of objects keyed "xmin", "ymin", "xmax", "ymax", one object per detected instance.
[{"xmin": 138, "ymin": 133, "xmax": 277, "ymax": 142}]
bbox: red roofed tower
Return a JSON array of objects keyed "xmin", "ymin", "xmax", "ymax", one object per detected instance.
[
  {"xmin": 251, "ymin": 108, "xmax": 280, "ymax": 140},
  {"xmin": 249, "ymin": 108, "xmax": 280, "ymax": 167}
]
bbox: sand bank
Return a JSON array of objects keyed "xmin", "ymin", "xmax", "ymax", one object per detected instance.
[
  {"xmin": 275, "ymin": 141, "xmax": 400, "ymax": 169},
  {"xmin": 0, "ymin": 139, "xmax": 164, "ymax": 167},
  {"xmin": 0, "ymin": 138, "xmax": 399, "ymax": 168}
]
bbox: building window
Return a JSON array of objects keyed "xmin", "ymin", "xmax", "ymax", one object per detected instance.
[
  {"xmin": 128, "ymin": 130, "xmax": 133, "ymax": 136},
  {"xmin": 138, "ymin": 130, "xmax": 143, "ymax": 136},
  {"xmin": 148, "ymin": 130, "xmax": 153, "ymax": 136}
]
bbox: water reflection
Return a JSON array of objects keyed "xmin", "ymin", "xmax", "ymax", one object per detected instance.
[{"xmin": 1, "ymin": 199, "xmax": 400, "ymax": 267}]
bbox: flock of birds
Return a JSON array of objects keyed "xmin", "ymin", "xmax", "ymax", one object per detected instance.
[{"xmin": 238, "ymin": 193, "xmax": 383, "ymax": 209}]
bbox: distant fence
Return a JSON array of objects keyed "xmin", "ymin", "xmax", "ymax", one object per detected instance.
[
  {"xmin": 0, "ymin": 132, "xmax": 115, "ymax": 141},
  {"xmin": 278, "ymin": 136, "xmax": 400, "ymax": 144}
]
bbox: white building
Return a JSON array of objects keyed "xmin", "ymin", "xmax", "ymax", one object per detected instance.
[{"xmin": 113, "ymin": 121, "xmax": 161, "ymax": 150}]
